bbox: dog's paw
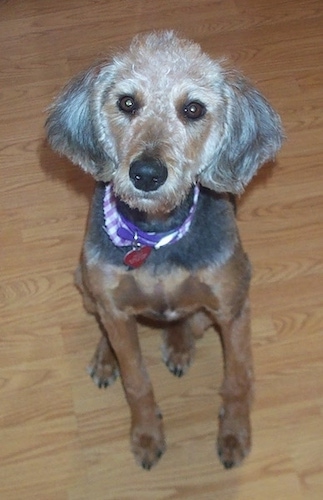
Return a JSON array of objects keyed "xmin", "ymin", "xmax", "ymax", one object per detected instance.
[
  {"xmin": 87, "ymin": 362, "xmax": 119, "ymax": 389},
  {"xmin": 131, "ymin": 416, "xmax": 166, "ymax": 470},
  {"xmin": 87, "ymin": 336, "xmax": 119, "ymax": 388},
  {"xmin": 217, "ymin": 433, "xmax": 250, "ymax": 469},
  {"xmin": 162, "ymin": 327, "xmax": 195, "ymax": 377},
  {"xmin": 162, "ymin": 348, "xmax": 193, "ymax": 377},
  {"xmin": 217, "ymin": 406, "xmax": 251, "ymax": 469}
]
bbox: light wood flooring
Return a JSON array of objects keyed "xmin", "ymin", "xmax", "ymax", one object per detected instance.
[{"xmin": 0, "ymin": 0, "xmax": 322, "ymax": 498}]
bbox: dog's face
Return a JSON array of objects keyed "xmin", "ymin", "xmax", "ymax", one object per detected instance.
[
  {"xmin": 46, "ymin": 31, "xmax": 283, "ymax": 213},
  {"xmin": 101, "ymin": 36, "xmax": 227, "ymax": 213}
]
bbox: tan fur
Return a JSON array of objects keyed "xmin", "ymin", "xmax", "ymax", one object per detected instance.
[
  {"xmin": 46, "ymin": 31, "xmax": 283, "ymax": 471},
  {"xmin": 76, "ymin": 242, "xmax": 253, "ymax": 469}
]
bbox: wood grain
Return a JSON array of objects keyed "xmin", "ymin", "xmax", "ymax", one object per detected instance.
[{"xmin": 1, "ymin": 1, "xmax": 322, "ymax": 498}]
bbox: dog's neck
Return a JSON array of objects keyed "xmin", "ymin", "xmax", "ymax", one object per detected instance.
[
  {"xmin": 117, "ymin": 187, "xmax": 196, "ymax": 232},
  {"xmin": 103, "ymin": 184, "xmax": 199, "ymax": 249}
]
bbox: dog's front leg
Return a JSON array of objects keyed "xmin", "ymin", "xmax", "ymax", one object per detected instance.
[
  {"xmin": 217, "ymin": 298, "xmax": 253, "ymax": 469},
  {"xmin": 97, "ymin": 306, "xmax": 166, "ymax": 470}
]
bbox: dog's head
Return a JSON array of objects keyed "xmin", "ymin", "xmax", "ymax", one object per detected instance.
[{"xmin": 46, "ymin": 31, "xmax": 283, "ymax": 213}]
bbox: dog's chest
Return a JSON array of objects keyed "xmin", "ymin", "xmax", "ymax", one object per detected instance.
[{"xmin": 114, "ymin": 267, "xmax": 215, "ymax": 321}]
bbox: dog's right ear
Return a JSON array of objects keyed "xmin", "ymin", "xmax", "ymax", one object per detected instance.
[
  {"xmin": 198, "ymin": 71, "xmax": 284, "ymax": 194},
  {"xmin": 45, "ymin": 64, "xmax": 115, "ymax": 181}
]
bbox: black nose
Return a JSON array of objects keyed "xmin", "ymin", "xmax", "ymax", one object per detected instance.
[{"xmin": 129, "ymin": 158, "xmax": 168, "ymax": 192}]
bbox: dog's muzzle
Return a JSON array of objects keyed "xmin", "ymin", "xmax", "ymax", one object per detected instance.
[{"xmin": 129, "ymin": 158, "xmax": 168, "ymax": 192}]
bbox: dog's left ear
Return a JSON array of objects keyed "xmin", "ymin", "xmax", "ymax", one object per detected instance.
[
  {"xmin": 45, "ymin": 63, "xmax": 116, "ymax": 181},
  {"xmin": 198, "ymin": 73, "xmax": 284, "ymax": 194}
]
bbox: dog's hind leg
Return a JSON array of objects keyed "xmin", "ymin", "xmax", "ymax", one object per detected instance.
[
  {"xmin": 162, "ymin": 311, "xmax": 213, "ymax": 377},
  {"xmin": 74, "ymin": 264, "xmax": 119, "ymax": 387},
  {"xmin": 87, "ymin": 334, "xmax": 119, "ymax": 388},
  {"xmin": 74, "ymin": 264, "xmax": 97, "ymax": 314},
  {"xmin": 187, "ymin": 310, "xmax": 214, "ymax": 339},
  {"xmin": 162, "ymin": 318, "xmax": 196, "ymax": 377}
]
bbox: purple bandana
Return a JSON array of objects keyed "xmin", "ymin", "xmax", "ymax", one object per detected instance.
[{"xmin": 103, "ymin": 184, "xmax": 199, "ymax": 249}]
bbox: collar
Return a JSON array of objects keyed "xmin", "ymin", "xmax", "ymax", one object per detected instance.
[{"xmin": 103, "ymin": 183, "xmax": 199, "ymax": 249}]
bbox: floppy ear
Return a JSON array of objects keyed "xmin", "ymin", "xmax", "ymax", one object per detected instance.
[
  {"xmin": 198, "ymin": 73, "xmax": 284, "ymax": 194},
  {"xmin": 45, "ymin": 63, "xmax": 115, "ymax": 181}
]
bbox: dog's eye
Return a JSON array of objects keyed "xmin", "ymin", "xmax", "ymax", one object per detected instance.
[
  {"xmin": 118, "ymin": 96, "xmax": 138, "ymax": 115},
  {"xmin": 183, "ymin": 102, "xmax": 206, "ymax": 120}
]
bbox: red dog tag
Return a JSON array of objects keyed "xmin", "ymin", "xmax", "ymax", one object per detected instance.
[{"xmin": 124, "ymin": 246, "xmax": 152, "ymax": 268}]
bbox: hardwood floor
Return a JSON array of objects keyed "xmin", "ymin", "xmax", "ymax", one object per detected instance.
[{"xmin": 1, "ymin": 1, "xmax": 322, "ymax": 498}]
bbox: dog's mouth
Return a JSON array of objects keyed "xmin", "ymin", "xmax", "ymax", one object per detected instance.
[
  {"xmin": 111, "ymin": 159, "xmax": 175, "ymax": 214},
  {"xmin": 114, "ymin": 183, "xmax": 199, "ymax": 236},
  {"xmin": 112, "ymin": 177, "xmax": 193, "ymax": 217},
  {"xmin": 116, "ymin": 188, "xmax": 175, "ymax": 215},
  {"xmin": 112, "ymin": 155, "xmax": 196, "ymax": 215}
]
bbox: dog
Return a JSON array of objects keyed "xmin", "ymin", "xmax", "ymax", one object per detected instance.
[{"xmin": 46, "ymin": 31, "xmax": 283, "ymax": 470}]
